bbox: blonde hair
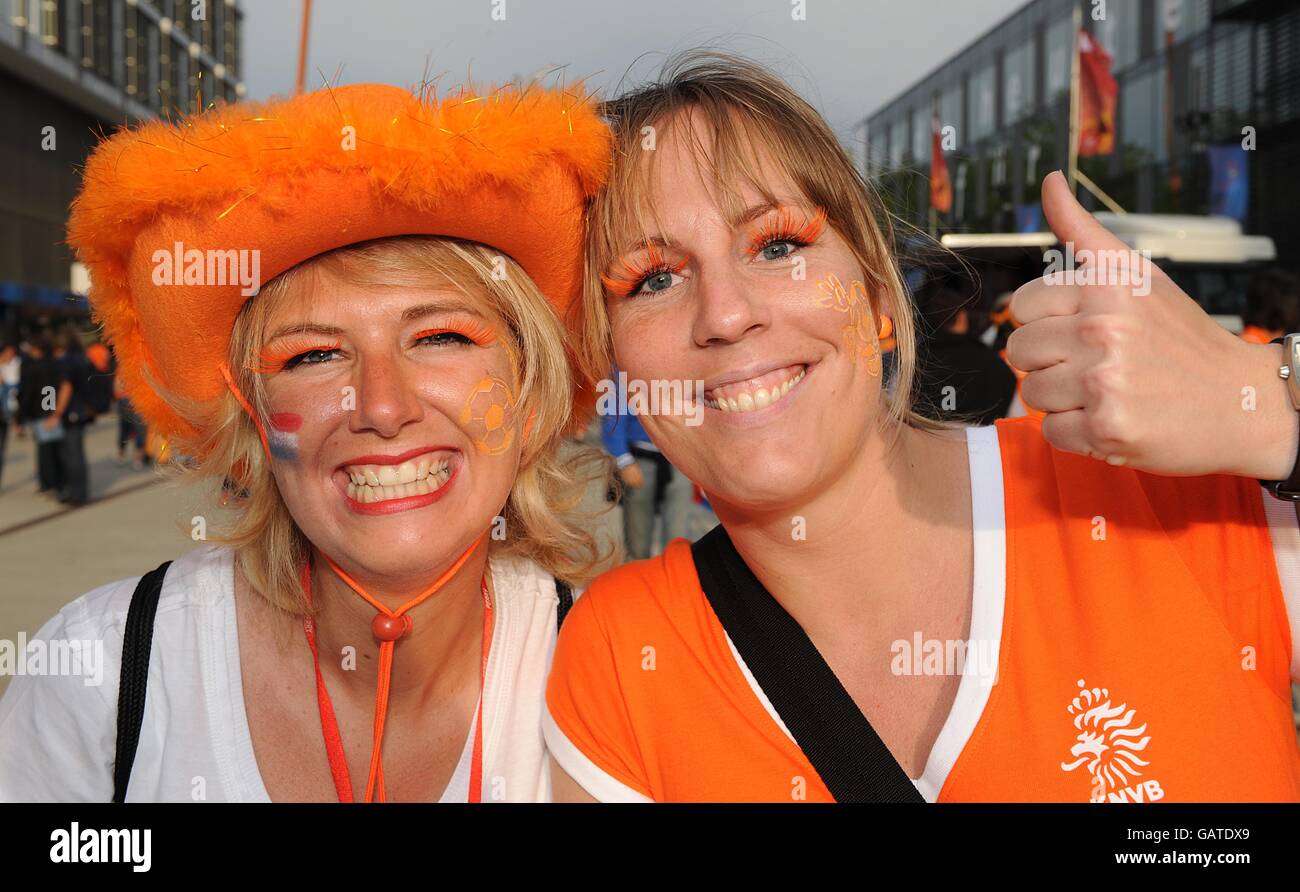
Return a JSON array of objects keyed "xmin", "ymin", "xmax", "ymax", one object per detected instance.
[
  {"xmin": 578, "ymin": 50, "xmax": 948, "ymax": 433},
  {"xmin": 149, "ymin": 235, "xmax": 615, "ymax": 616}
]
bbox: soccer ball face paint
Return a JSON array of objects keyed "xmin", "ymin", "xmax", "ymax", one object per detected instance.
[{"xmin": 460, "ymin": 376, "xmax": 518, "ymax": 455}]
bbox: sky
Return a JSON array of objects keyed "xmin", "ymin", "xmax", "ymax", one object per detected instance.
[{"xmin": 239, "ymin": 0, "xmax": 1029, "ymax": 144}]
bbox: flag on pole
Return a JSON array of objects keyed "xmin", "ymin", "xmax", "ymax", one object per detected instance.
[
  {"xmin": 1077, "ymin": 29, "xmax": 1117, "ymax": 156},
  {"xmin": 930, "ymin": 113, "xmax": 952, "ymax": 213}
]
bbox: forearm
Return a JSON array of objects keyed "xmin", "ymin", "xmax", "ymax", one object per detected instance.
[{"xmin": 1220, "ymin": 342, "xmax": 1298, "ymax": 481}]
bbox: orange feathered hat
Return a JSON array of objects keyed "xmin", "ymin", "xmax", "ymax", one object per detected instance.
[{"xmin": 67, "ymin": 81, "xmax": 610, "ymax": 449}]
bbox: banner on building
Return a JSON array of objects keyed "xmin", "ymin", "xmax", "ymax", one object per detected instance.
[
  {"xmin": 930, "ymin": 113, "xmax": 952, "ymax": 214},
  {"xmin": 1208, "ymin": 143, "xmax": 1249, "ymax": 223},
  {"xmin": 1077, "ymin": 29, "xmax": 1117, "ymax": 157}
]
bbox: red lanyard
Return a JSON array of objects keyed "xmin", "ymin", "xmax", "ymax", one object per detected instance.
[{"xmin": 299, "ymin": 544, "xmax": 494, "ymax": 803}]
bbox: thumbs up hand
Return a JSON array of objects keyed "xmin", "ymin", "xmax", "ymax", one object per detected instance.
[{"xmin": 1005, "ymin": 171, "xmax": 1297, "ymax": 480}]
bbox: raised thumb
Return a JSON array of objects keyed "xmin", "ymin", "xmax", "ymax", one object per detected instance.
[{"xmin": 1041, "ymin": 170, "xmax": 1127, "ymax": 254}]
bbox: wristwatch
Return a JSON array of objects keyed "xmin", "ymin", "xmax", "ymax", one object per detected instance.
[{"xmin": 1263, "ymin": 334, "xmax": 1300, "ymax": 500}]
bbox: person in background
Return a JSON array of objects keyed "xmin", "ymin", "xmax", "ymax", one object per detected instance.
[
  {"xmin": 1242, "ymin": 269, "xmax": 1300, "ymax": 345},
  {"xmin": 915, "ymin": 285, "xmax": 1016, "ymax": 425},
  {"xmin": 49, "ymin": 330, "xmax": 93, "ymax": 506},
  {"xmin": 114, "ymin": 370, "xmax": 148, "ymax": 470},
  {"xmin": 600, "ymin": 365, "xmax": 695, "ymax": 560},
  {"xmin": 0, "ymin": 336, "xmax": 20, "ymax": 489},
  {"xmin": 16, "ymin": 331, "xmax": 65, "ymax": 496}
]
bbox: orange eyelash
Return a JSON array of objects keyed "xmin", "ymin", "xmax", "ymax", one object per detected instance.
[
  {"xmin": 747, "ymin": 206, "xmax": 828, "ymax": 255},
  {"xmin": 413, "ymin": 316, "xmax": 499, "ymax": 347},
  {"xmin": 601, "ymin": 241, "xmax": 687, "ymax": 298},
  {"xmin": 252, "ymin": 337, "xmax": 342, "ymax": 373}
]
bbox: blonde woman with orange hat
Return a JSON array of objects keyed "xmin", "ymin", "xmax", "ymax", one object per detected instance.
[
  {"xmin": 0, "ymin": 79, "xmax": 613, "ymax": 802},
  {"xmin": 546, "ymin": 52, "xmax": 1300, "ymax": 803}
]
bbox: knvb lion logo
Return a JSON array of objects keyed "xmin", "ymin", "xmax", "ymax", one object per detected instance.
[{"xmin": 1060, "ymin": 679, "xmax": 1163, "ymax": 803}]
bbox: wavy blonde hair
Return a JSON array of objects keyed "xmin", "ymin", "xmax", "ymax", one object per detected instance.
[
  {"xmin": 148, "ymin": 235, "xmax": 615, "ymax": 616},
  {"xmin": 577, "ymin": 50, "xmax": 949, "ymax": 434}
]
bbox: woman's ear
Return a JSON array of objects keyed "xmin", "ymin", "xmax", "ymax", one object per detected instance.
[{"xmin": 522, "ymin": 407, "xmax": 537, "ymax": 445}]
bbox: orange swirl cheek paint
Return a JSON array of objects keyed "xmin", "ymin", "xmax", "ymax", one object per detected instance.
[{"xmin": 815, "ymin": 273, "xmax": 884, "ymax": 376}]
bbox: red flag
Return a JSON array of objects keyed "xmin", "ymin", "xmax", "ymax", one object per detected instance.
[
  {"xmin": 1077, "ymin": 29, "xmax": 1117, "ymax": 156},
  {"xmin": 930, "ymin": 114, "xmax": 952, "ymax": 213}
]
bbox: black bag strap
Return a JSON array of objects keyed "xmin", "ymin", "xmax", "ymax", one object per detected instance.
[
  {"xmin": 555, "ymin": 579, "xmax": 573, "ymax": 631},
  {"xmin": 112, "ymin": 559, "xmax": 172, "ymax": 803},
  {"xmin": 691, "ymin": 526, "xmax": 924, "ymax": 803}
]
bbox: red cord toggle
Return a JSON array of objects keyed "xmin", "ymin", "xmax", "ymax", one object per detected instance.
[{"xmin": 371, "ymin": 612, "xmax": 412, "ymax": 641}]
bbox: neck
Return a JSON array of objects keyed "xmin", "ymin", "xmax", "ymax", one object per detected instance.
[
  {"xmin": 309, "ymin": 541, "xmax": 490, "ymax": 708},
  {"xmin": 710, "ymin": 419, "xmax": 970, "ymax": 644}
]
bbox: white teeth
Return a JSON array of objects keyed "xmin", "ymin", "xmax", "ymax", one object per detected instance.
[
  {"xmin": 705, "ymin": 368, "xmax": 806, "ymax": 413},
  {"xmin": 344, "ymin": 457, "xmax": 451, "ymax": 503}
]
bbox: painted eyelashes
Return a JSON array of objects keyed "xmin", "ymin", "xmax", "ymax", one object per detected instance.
[
  {"xmin": 816, "ymin": 273, "xmax": 884, "ymax": 377},
  {"xmin": 746, "ymin": 205, "xmax": 827, "ymax": 256},
  {"xmin": 603, "ymin": 205, "xmax": 829, "ymax": 298},
  {"xmin": 602, "ymin": 242, "xmax": 688, "ymax": 298},
  {"xmin": 251, "ymin": 316, "xmax": 501, "ymax": 374}
]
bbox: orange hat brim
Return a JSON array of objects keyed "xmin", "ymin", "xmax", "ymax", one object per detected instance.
[{"xmin": 68, "ymin": 82, "xmax": 610, "ymax": 448}]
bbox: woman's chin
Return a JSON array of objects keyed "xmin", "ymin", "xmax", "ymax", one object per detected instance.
[{"xmin": 702, "ymin": 462, "xmax": 818, "ymax": 516}]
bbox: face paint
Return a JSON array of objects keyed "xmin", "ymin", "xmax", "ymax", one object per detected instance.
[
  {"xmin": 267, "ymin": 411, "xmax": 301, "ymax": 462},
  {"xmin": 816, "ymin": 273, "xmax": 883, "ymax": 376},
  {"xmin": 460, "ymin": 376, "xmax": 518, "ymax": 455}
]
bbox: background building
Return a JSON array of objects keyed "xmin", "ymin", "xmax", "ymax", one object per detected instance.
[
  {"xmin": 0, "ymin": 0, "xmax": 244, "ymax": 331},
  {"xmin": 863, "ymin": 0, "xmax": 1300, "ymax": 272}
]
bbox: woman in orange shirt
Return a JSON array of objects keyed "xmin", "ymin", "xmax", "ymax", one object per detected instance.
[{"xmin": 545, "ymin": 52, "xmax": 1300, "ymax": 802}]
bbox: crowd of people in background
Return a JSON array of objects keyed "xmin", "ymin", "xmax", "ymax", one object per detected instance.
[{"xmin": 0, "ymin": 324, "xmax": 154, "ymax": 507}]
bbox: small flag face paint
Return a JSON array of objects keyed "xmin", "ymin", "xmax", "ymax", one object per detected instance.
[
  {"xmin": 816, "ymin": 274, "xmax": 883, "ymax": 376},
  {"xmin": 267, "ymin": 412, "xmax": 302, "ymax": 461},
  {"xmin": 460, "ymin": 377, "xmax": 517, "ymax": 455}
]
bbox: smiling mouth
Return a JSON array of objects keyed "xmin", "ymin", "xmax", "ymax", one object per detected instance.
[
  {"xmin": 342, "ymin": 453, "xmax": 456, "ymax": 504},
  {"xmin": 703, "ymin": 364, "xmax": 808, "ymax": 413}
]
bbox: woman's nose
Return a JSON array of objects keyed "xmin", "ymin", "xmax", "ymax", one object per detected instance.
[
  {"xmin": 691, "ymin": 264, "xmax": 770, "ymax": 346},
  {"xmin": 348, "ymin": 352, "xmax": 424, "ymax": 437}
]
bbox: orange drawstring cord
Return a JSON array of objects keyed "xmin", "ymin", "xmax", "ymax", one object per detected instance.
[
  {"xmin": 319, "ymin": 532, "xmax": 487, "ymax": 802},
  {"xmin": 218, "ymin": 361, "xmax": 272, "ymax": 462}
]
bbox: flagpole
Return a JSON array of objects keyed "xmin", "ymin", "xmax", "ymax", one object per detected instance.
[
  {"xmin": 930, "ymin": 93, "xmax": 939, "ymax": 238},
  {"xmin": 295, "ymin": 0, "xmax": 314, "ymax": 96},
  {"xmin": 1068, "ymin": 3, "xmax": 1081, "ymax": 196},
  {"xmin": 1067, "ymin": 4, "xmax": 1127, "ymax": 215}
]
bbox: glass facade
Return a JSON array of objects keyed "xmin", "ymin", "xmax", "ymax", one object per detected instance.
[
  {"xmin": 5, "ymin": 0, "xmax": 244, "ymax": 116},
  {"xmin": 864, "ymin": 0, "xmax": 1300, "ymax": 265}
]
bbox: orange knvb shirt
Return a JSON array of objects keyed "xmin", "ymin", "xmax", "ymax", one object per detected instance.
[{"xmin": 545, "ymin": 418, "xmax": 1300, "ymax": 802}]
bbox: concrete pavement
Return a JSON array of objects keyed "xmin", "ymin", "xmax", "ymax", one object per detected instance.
[{"xmin": 0, "ymin": 414, "xmax": 713, "ymax": 697}]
